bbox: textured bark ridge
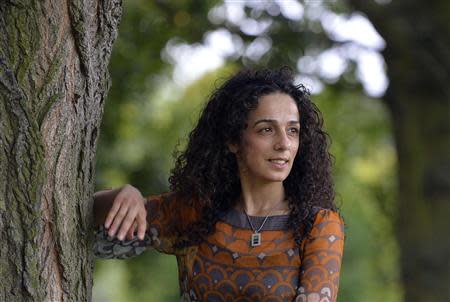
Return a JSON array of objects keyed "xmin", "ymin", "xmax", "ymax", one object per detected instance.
[{"xmin": 0, "ymin": 1, "xmax": 122, "ymax": 301}]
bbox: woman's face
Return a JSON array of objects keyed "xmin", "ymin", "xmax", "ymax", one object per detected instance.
[{"xmin": 229, "ymin": 92, "xmax": 300, "ymax": 185}]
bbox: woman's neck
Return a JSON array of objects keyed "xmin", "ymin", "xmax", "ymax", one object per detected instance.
[{"xmin": 238, "ymin": 181, "xmax": 289, "ymax": 216}]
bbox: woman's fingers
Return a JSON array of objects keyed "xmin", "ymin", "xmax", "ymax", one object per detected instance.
[
  {"xmin": 104, "ymin": 198, "xmax": 122, "ymax": 229},
  {"xmin": 117, "ymin": 207, "xmax": 138, "ymax": 240},
  {"xmin": 137, "ymin": 212, "xmax": 147, "ymax": 240},
  {"xmin": 107, "ymin": 201, "xmax": 129, "ymax": 237},
  {"xmin": 106, "ymin": 185, "xmax": 132, "ymax": 230},
  {"xmin": 126, "ymin": 222, "xmax": 137, "ymax": 240},
  {"xmin": 103, "ymin": 184, "xmax": 148, "ymax": 241}
]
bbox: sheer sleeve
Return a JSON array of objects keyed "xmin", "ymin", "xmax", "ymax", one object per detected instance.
[
  {"xmin": 94, "ymin": 192, "xmax": 197, "ymax": 259},
  {"xmin": 93, "ymin": 226, "xmax": 150, "ymax": 259},
  {"xmin": 295, "ymin": 209, "xmax": 345, "ymax": 302}
]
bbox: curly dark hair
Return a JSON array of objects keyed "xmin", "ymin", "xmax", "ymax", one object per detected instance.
[{"xmin": 169, "ymin": 67, "xmax": 336, "ymax": 247}]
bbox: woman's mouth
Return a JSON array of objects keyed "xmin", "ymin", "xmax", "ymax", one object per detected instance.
[{"xmin": 268, "ymin": 158, "xmax": 289, "ymax": 168}]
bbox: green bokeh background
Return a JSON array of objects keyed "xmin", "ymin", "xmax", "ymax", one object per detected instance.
[{"xmin": 93, "ymin": 1, "xmax": 403, "ymax": 301}]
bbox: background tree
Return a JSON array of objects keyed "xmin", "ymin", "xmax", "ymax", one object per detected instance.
[
  {"xmin": 0, "ymin": 1, "xmax": 121, "ymax": 301},
  {"xmin": 348, "ymin": 1, "xmax": 450, "ymax": 300}
]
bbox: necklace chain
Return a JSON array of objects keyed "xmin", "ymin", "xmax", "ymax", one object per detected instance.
[
  {"xmin": 243, "ymin": 211, "xmax": 271, "ymax": 234},
  {"xmin": 241, "ymin": 200, "xmax": 286, "ymax": 247}
]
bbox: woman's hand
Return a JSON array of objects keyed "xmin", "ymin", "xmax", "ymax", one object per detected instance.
[{"xmin": 104, "ymin": 184, "xmax": 147, "ymax": 241}]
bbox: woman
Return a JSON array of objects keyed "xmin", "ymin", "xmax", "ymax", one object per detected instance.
[{"xmin": 93, "ymin": 67, "xmax": 345, "ymax": 301}]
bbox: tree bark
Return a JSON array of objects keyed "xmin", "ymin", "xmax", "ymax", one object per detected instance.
[
  {"xmin": 349, "ymin": 0, "xmax": 450, "ymax": 301},
  {"xmin": 0, "ymin": 0, "xmax": 122, "ymax": 301}
]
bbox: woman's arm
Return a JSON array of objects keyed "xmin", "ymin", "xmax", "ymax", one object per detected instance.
[
  {"xmin": 295, "ymin": 209, "xmax": 345, "ymax": 302},
  {"xmin": 93, "ymin": 184, "xmax": 147, "ymax": 241},
  {"xmin": 94, "ymin": 192, "xmax": 190, "ymax": 258}
]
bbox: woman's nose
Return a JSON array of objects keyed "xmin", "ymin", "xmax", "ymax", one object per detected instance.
[{"xmin": 274, "ymin": 132, "xmax": 291, "ymax": 150}]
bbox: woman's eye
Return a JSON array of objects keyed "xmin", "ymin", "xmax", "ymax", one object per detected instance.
[
  {"xmin": 288, "ymin": 128, "xmax": 299, "ymax": 134},
  {"xmin": 259, "ymin": 127, "xmax": 272, "ymax": 133}
]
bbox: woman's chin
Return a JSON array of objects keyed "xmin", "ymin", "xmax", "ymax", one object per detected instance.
[{"xmin": 262, "ymin": 173, "xmax": 290, "ymax": 183}]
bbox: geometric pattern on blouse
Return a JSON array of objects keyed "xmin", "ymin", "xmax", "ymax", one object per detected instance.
[{"xmin": 94, "ymin": 193, "xmax": 345, "ymax": 302}]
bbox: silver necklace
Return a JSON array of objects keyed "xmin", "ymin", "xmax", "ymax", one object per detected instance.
[{"xmin": 242, "ymin": 202, "xmax": 285, "ymax": 247}]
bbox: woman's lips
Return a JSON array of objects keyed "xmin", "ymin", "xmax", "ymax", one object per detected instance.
[{"xmin": 268, "ymin": 158, "xmax": 288, "ymax": 168}]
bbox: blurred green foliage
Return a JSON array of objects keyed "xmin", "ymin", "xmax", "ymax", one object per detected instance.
[{"xmin": 94, "ymin": 1, "xmax": 401, "ymax": 301}]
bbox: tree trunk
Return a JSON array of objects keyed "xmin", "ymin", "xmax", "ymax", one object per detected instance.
[
  {"xmin": 0, "ymin": 1, "xmax": 121, "ymax": 301},
  {"xmin": 349, "ymin": 1, "xmax": 450, "ymax": 301}
]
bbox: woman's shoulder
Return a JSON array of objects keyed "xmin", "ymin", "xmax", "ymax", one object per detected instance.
[
  {"xmin": 308, "ymin": 206, "xmax": 345, "ymax": 236},
  {"xmin": 311, "ymin": 206, "xmax": 344, "ymax": 221}
]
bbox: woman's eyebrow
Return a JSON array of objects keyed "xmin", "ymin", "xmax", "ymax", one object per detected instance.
[
  {"xmin": 253, "ymin": 119, "xmax": 300, "ymax": 127},
  {"xmin": 253, "ymin": 119, "xmax": 275, "ymax": 127}
]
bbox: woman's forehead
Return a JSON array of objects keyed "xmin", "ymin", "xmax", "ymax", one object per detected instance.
[{"xmin": 247, "ymin": 93, "xmax": 299, "ymax": 121}]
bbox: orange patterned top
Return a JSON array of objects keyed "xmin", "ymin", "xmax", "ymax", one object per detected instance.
[{"xmin": 94, "ymin": 193, "xmax": 345, "ymax": 301}]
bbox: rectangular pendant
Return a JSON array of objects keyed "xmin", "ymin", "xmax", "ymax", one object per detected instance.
[{"xmin": 251, "ymin": 233, "xmax": 261, "ymax": 247}]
